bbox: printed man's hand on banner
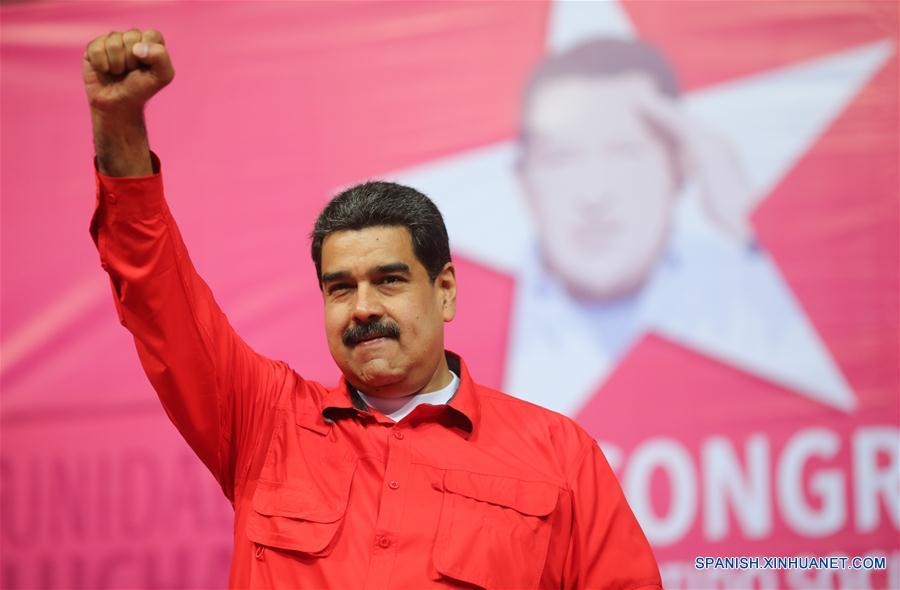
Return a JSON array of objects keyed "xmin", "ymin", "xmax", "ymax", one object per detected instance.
[{"xmin": 636, "ymin": 78, "xmax": 756, "ymax": 243}]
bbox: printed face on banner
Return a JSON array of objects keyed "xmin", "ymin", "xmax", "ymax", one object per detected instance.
[
  {"xmin": 398, "ymin": 22, "xmax": 875, "ymax": 415},
  {"xmin": 518, "ymin": 74, "xmax": 678, "ymax": 300}
]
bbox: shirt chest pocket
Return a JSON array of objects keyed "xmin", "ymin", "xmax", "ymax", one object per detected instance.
[
  {"xmin": 432, "ymin": 470, "xmax": 560, "ymax": 589},
  {"xmin": 246, "ymin": 460, "xmax": 356, "ymax": 557}
]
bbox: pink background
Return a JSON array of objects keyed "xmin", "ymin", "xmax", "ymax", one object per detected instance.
[{"xmin": 2, "ymin": 2, "xmax": 897, "ymax": 588}]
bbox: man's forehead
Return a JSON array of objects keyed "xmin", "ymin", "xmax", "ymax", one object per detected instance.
[
  {"xmin": 320, "ymin": 225, "xmax": 418, "ymax": 271},
  {"xmin": 524, "ymin": 73, "xmax": 656, "ymax": 137}
]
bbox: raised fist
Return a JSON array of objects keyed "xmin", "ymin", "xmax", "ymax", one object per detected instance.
[{"xmin": 83, "ymin": 29, "xmax": 174, "ymax": 114}]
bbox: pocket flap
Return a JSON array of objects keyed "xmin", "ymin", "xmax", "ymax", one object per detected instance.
[
  {"xmin": 251, "ymin": 479, "xmax": 348, "ymax": 523},
  {"xmin": 442, "ymin": 470, "xmax": 559, "ymax": 516},
  {"xmin": 247, "ymin": 461, "xmax": 356, "ymax": 556}
]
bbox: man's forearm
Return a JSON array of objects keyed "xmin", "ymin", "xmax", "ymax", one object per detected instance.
[{"xmin": 91, "ymin": 108, "xmax": 153, "ymax": 177}]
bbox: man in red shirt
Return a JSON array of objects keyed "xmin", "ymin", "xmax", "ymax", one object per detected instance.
[{"xmin": 84, "ymin": 28, "xmax": 662, "ymax": 589}]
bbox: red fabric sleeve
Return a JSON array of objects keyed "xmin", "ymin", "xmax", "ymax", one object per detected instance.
[
  {"xmin": 88, "ymin": 153, "xmax": 293, "ymax": 502},
  {"xmin": 562, "ymin": 441, "xmax": 663, "ymax": 590}
]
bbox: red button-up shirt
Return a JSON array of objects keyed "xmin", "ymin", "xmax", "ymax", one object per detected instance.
[{"xmin": 89, "ymin": 155, "xmax": 662, "ymax": 590}]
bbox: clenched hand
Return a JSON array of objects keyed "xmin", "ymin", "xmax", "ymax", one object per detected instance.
[{"xmin": 84, "ymin": 29, "xmax": 174, "ymax": 176}]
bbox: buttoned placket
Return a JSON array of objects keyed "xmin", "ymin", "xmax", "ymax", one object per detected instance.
[{"xmin": 363, "ymin": 423, "xmax": 412, "ymax": 589}]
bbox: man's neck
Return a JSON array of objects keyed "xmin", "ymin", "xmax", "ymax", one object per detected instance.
[{"xmin": 420, "ymin": 359, "xmax": 453, "ymax": 394}]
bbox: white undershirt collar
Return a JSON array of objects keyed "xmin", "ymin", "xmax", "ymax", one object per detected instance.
[{"xmin": 357, "ymin": 370, "xmax": 460, "ymax": 422}]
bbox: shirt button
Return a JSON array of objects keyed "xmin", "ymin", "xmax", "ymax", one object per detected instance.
[
  {"xmin": 393, "ymin": 431, "xmax": 404, "ymax": 440},
  {"xmin": 107, "ymin": 192, "xmax": 117, "ymax": 204},
  {"xmin": 388, "ymin": 480, "xmax": 400, "ymax": 490},
  {"xmin": 376, "ymin": 535, "xmax": 391, "ymax": 548}
]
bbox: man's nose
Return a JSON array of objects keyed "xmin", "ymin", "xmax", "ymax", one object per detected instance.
[
  {"xmin": 352, "ymin": 283, "xmax": 384, "ymax": 322},
  {"xmin": 573, "ymin": 188, "xmax": 615, "ymax": 213}
]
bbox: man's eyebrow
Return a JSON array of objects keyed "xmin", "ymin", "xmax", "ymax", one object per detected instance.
[
  {"xmin": 321, "ymin": 263, "xmax": 410, "ymax": 285},
  {"xmin": 321, "ymin": 270, "xmax": 351, "ymax": 284},
  {"xmin": 374, "ymin": 263, "xmax": 410, "ymax": 275}
]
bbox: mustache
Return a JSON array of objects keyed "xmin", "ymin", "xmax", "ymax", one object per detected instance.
[{"xmin": 342, "ymin": 319, "xmax": 400, "ymax": 347}]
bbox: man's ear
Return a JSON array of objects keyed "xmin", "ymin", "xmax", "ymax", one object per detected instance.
[{"xmin": 436, "ymin": 262, "xmax": 457, "ymax": 322}]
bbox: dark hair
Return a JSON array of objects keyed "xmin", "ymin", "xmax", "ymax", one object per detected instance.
[
  {"xmin": 310, "ymin": 181, "xmax": 451, "ymax": 287},
  {"xmin": 523, "ymin": 38, "xmax": 680, "ymax": 110}
]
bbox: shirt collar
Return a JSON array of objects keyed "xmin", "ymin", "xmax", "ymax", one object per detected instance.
[{"xmin": 313, "ymin": 350, "xmax": 481, "ymax": 439}]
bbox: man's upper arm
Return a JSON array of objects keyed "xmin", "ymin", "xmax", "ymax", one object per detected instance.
[
  {"xmin": 562, "ymin": 440, "xmax": 663, "ymax": 590},
  {"xmin": 89, "ymin": 153, "xmax": 291, "ymax": 500}
]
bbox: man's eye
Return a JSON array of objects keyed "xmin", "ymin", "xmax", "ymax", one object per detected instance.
[
  {"xmin": 380, "ymin": 276, "xmax": 404, "ymax": 285},
  {"xmin": 328, "ymin": 284, "xmax": 353, "ymax": 295}
]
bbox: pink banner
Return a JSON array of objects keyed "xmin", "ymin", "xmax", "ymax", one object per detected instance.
[{"xmin": 2, "ymin": 2, "xmax": 897, "ymax": 588}]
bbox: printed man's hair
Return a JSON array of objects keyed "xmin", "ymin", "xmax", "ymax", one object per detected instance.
[{"xmin": 523, "ymin": 37, "xmax": 681, "ymax": 110}]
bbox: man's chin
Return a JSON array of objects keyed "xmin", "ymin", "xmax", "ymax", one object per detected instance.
[
  {"xmin": 351, "ymin": 359, "xmax": 406, "ymax": 393},
  {"xmin": 561, "ymin": 264, "xmax": 651, "ymax": 302},
  {"xmin": 542, "ymin": 249, "xmax": 652, "ymax": 301}
]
